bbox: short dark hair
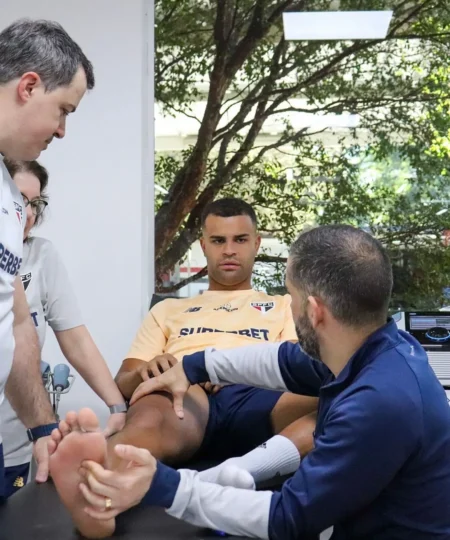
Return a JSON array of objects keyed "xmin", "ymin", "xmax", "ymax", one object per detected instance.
[
  {"xmin": 201, "ymin": 198, "xmax": 257, "ymax": 228},
  {"xmin": 0, "ymin": 19, "xmax": 95, "ymax": 91},
  {"xmin": 288, "ymin": 225, "xmax": 393, "ymax": 327},
  {"xmin": 4, "ymin": 158, "xmax": 49, "ymax": 226}
]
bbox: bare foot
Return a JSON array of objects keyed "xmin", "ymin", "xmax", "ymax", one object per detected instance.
[{"xmin": 49, "ymin": 408, "xmax": 115, "ymax": 539}]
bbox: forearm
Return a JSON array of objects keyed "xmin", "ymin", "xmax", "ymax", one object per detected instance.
[
  {"xmin": 184, "ymin": 342, "xmax": 326, "ymax": 396},
  {"xmin": 115, "ymin": 359, "xmax": 147, "ymax": 400},
  {"xmin": 183, "ymin": 343, "xmax": 288, "ymax": 391},
  {"xmin": 145, "ymin": 465, "xmax": 271, "ymax": 538},
  {"xmin": 6, "ymin": 316, "xmax": 55, "ymax": 427},
  {"xmin": 56, "ymin": 326, "xmax": 125, "ymax": 406}
]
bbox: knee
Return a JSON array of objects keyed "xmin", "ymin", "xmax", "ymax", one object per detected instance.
[{"xmin": 125, "ymin": 395, "xmax": 172, "ymax": 432}]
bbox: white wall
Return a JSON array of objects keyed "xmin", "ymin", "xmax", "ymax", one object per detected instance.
[{"xmin": 2, "ymin": 0, "xmax": 154, "ymax": 424}]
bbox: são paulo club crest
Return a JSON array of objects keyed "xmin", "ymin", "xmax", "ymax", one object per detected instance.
[
  {"xmin": 251, "ymin": 301, "xmax": 274, "ymax": 314},
  {"xmin": 14, "ymin": 201, "xmax": 22, "ymax": 224},
  {"xmin": 21, "ymin": 272, "xmax": 32, "ymax": 291}
]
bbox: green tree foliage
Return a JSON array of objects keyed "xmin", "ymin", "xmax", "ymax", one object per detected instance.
[{"xmin": 154, "ymin": 0, "xmax": 450, "ymax": 308}]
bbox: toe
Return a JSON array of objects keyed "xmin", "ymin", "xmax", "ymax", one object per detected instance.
[
  {"xmin": 78, "ymin": 408, "xmax": 101, "ymax": 433},
  {"xmin": 48, "ymin": 439, "xmax": 57, "ymax": 456},
  {"xmin": 51, "ymin": 428, "xmax": 62, "ymax": 444},
  {"xmin": 59, "ymin": 421, "xmax": 71, "ymax": 437},
  {"xmin": 66, "ymin": 411, "xmax": 81, "ymax": 432}
]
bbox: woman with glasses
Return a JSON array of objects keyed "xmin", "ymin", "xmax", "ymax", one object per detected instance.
[{"xmin": 0, "ymin": 159, "xmax": 127, "ymax": 498}]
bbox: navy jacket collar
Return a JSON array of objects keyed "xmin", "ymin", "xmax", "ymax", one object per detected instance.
[{"xmin": 325, "ymin": 318, "xmax": 400, "ymax": 388}]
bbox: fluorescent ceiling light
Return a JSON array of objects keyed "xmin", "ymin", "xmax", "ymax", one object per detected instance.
[
  {"xmin": 283, "ymin": 11, "xmax": 393, "ymax": 41},
  {"xmin": 436, "ymin": 208, "xmax": 448, "ymax": 216}
]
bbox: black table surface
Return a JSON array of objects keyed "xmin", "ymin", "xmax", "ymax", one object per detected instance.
[{"xmin": 0, "ymin": 480, "xmax": 245, "ymax": 540}]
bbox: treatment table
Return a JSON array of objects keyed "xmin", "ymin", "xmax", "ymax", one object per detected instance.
[
  {"xmin": 0, "ymin": 478, "xmax": 332, "ymax": 539},
  {"xmin": 0, "ymin": 480, "xmax": 245, "ymax": 539}
]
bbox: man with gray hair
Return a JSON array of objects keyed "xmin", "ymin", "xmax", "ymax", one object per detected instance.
[{"xmin": 0, "ymin": 18, "xmax": 94, "ymax": 497}]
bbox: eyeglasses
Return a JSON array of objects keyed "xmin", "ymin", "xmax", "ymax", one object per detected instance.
[{"xmin": 21, "ymin": 193, "xmax": 48, "ymax": 217}]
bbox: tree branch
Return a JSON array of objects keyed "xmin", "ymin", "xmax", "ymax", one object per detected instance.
[
  {"xmin": 246, "ymin": 127, "xmax": 311, "ymax": 166},
  {"xmin": 388, "ymin": 0, "xmax": 435, "ymax": 37},
  {"xmin": 213, "ymin": 35, "xmax": 417, "ymax": 149},
  {"xmin": 226, "ymin": 0, "xmax": 267, "ymax": 74},
  {"xmin": 155, "ymin": 54, "xmax": 186, "ymax": 88},
  {"xmin": 155, "ymin": 1, "xmax": 181, "ymax": 27},
  {"xmin": 393, "ymin": 31, "xmax": 450, "ymax": 41},
  {"xmin": 212, "ymin": 89, "xmax": 441, "ymax": 143},
  {"xmin": 164, "ymin": 105, "xmax": 202, "ymax": 124},
  {"xmin": 378, "ymin": 223, "xmax": 447, "ymax": 244},
  {"xmin": 221, "ymin": 79, "xmax": 259, "ymax": 111},
  {"xmin": 212, "ymin": 79, "xmax": 269, "ymax": 144},
  {"xmin": 212, "ymin": 37, "xmax": 288, "ymax": 146},
  {"xmin": 256, "ymin": 254, "xmax": 287, "ymax": 264},
  {"xmin": 215, "ymin": 0, "xmax": 235, "ymax": 47}
]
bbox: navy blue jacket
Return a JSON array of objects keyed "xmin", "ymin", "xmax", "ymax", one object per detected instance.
[
  {"xmin": 266, "ymin": 321, "xmax": 450, "ymax": 538},
  {"xmin": 146, "ymin": 320, "xmax": 450, "ymax": 539}
]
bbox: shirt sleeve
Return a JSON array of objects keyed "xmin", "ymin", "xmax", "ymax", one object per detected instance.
[
  {"xmin": 183, "ymin": 341, "xmax": 327, "ymax": 396},
  {"xmin": 279, "ymin": 295, "xmax": 297, "ymax": 342},
  {"xmin": 143, "ymin": 463, "xmax": 272, "ymax": 539},
  {"xmin": 125, "ymin": 305, "xmax": 168, "ymax": 361},
  {"xmin": 268, "ymin": 383, "xmax": 421, "ymax": 539},
  {"xmin": 41, "ymin": 240, "xmax": 83, "ymax": 332}
]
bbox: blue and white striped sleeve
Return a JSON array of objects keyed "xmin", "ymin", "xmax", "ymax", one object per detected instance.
[{"xmin": 183, "ymin": 341, "xmax": 328, "ymax": 396}]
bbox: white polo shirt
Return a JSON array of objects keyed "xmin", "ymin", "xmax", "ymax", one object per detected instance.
[
  {"xmin": 1, "ymin": 236, "xmax": 83, "ymax": 466},
  {"xmin": 0, "ymin": 156, "xmax": 25, "ymax": 445}
]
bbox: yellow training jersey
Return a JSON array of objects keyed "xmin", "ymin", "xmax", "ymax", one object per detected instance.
[{"xmin": 127, "ymin": 289, "xmax": 296, "ymax": 362}]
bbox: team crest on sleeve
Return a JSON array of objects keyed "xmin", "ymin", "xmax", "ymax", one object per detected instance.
[
  {"xmin": 21, "ymin": 272, "xmax": 32, "ymax": 291},
  {"xmin": 14, "ymin": 201, "xmax": 22, "ymax": 224},
  {"xmin": 251, "ymin": 301, "xmax": 275, "ymax": 314}
]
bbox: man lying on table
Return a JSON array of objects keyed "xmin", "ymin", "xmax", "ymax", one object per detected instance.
[{"xmin": 49, "ymin": 224, "xmax": 450, "ymax": 540}]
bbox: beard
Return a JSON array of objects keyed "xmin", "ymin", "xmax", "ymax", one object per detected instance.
[{"xmin": 295, "ymin": 312, "xmax": 321, "ymax": 362}]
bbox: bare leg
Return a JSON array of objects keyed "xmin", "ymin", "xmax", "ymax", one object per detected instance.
[
  {"xmin": 106, "ymin": 384, "xmax": 210, "ymax": 469},
  {"xmin": 269, "ymin": 393, "xmax": 318, "ymax": 442},
  {"xmin": 278, "ymin": 410, "xmax": 317, "ymax": 456},
  {"xmin": 49, "ymin": 408, "xmax": 115, "ymax": 539}
]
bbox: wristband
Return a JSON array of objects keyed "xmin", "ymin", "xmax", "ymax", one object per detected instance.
[
  {"xmin": 27, "ymin": 423, "xmax": 59, "ymax": 442},
  {"xmin": 109, "ymin": 403, "xmax": 128, "ymax": 414}
]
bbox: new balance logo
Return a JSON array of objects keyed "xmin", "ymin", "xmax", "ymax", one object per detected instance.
[
  {"xmin": 13, "ymin": 477, "xmax": 24, "ymax": 488},
  {"xmin": 185, "ymin": 307, "xmax": 202, "ymax": 313}
]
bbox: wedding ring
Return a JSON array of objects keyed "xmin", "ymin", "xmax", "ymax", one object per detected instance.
[{"xmin": 105, "ymin": 497, "xmax": 112, "ymax": 510}]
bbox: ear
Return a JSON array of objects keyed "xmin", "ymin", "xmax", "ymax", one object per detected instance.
[
  {"xmin": 307, "ymin": 296, "xmax": 325, "ymax": 329},
  {"xmin": 200, "ymin": 236, "xmax": 206, "ymax": 253},
  {"xmin": 255, "ymin": 234, "xmax": 262, "ymax": 251},
  {"xmin": 17, "ymin": 72, "xmax": 41, "ymax": 104}
]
